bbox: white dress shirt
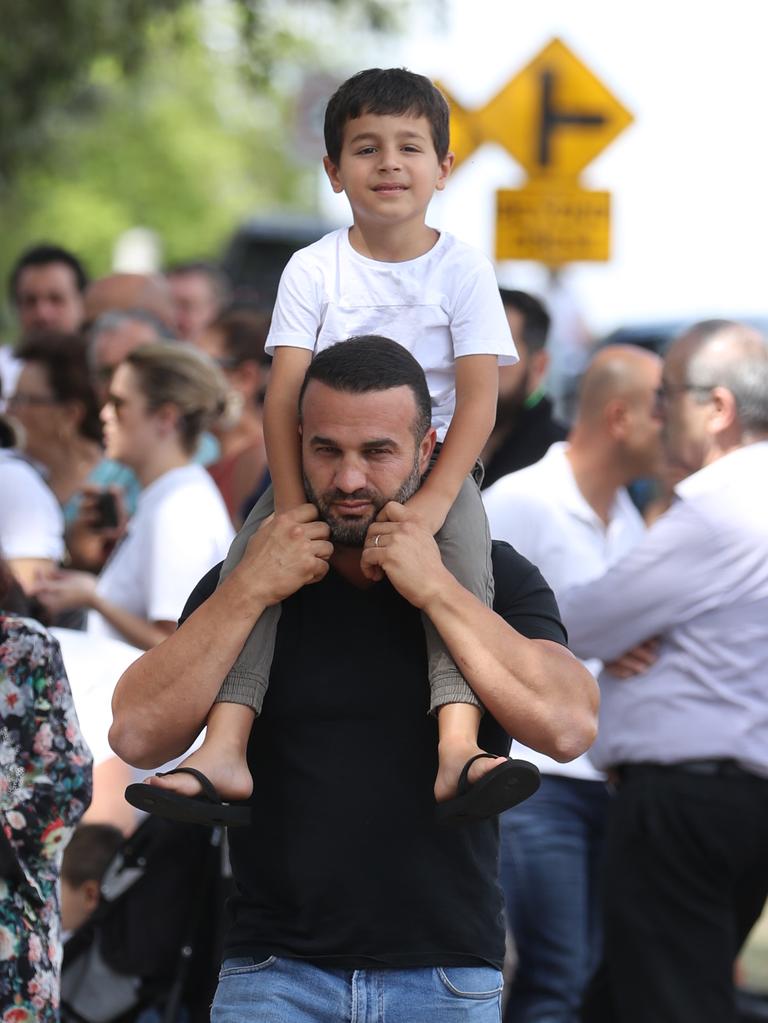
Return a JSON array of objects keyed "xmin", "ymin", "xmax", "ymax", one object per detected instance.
[
  {"xmin": 484, "ymin": 442, "xmax": 646, "ymax": 779},
  {"xmin": 560, "ymin": 441, "xmax": 768, "ymax": 776}
]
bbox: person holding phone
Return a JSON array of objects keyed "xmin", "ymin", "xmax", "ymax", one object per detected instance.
[{"xmin": 36, "ymin": 343, "xmax": 234, "ymax": 649}]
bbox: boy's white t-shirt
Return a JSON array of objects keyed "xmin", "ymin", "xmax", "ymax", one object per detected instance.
[
  {"xmin": 266, "ymin": 228, "xmax": 517, "ymax": 441},
  {"xmin": 87, "ymin": 464, "xmax": 234, "ymax": 642}
]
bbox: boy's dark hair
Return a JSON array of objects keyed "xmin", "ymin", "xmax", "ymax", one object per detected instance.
[
  {"xmin": 324, "ymin": 68, "xmax": 450, "ymax": 165},
  {"xmin": 499, "ymin": 288, "xmax": 551, "ymax": 354},
  {"xmin": 9, "ymin": 243, "xmax": 89, "ymax": 304},
  {"xmin": 16, "ymin": 332, "xmax": 103, "ymax": 443},
  {"xmin": 299, "ymin": 335, "xmax": 432, "ymax": 442},
  {"xmin": 61, "ymin": 823, "xmax": 124, "ymax": 888}
]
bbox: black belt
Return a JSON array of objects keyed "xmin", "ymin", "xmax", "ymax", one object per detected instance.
[{"xmin": 616, "ymin": 760, "xmax": 758, "ymax": 781}]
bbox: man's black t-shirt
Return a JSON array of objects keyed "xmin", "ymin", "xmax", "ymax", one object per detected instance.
[{"xmin": 181, "ymin": 542, "xmax": 566, "ymax": 970}]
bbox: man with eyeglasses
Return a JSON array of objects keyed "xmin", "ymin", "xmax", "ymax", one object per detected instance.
[{"xmin": 560, "ymin": 321, "xmax": 768, "ymax": 1023}]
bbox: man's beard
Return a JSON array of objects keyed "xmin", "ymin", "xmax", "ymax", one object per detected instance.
[
  {"xmin": 303, "ymin": 454, "xmax": 422, "ymax": 547},
  {"xmin": 495, "ymin": 371, "xmax": 530, "ymax": 426}
]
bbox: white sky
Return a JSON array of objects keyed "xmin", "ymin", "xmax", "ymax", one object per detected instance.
[{"xmin": 321, "ymin": 0, "xmax": 768, "ymax": 335}]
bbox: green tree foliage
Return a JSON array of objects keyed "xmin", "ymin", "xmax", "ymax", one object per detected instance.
[
  {"xmin": 0, "ymin": 0, "xmax": 406, "ymax": 334},
  {"xmin": 0, "ymin": 0, "xmax": 189, "ymax": 185}
]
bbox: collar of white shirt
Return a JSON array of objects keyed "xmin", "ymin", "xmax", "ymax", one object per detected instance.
[{"xmin": 674, "ymin": 439, "xmax": 768, "ymax": 501}]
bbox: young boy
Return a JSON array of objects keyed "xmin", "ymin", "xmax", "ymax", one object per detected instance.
[
  {"xmin": 61, "ymin": 823, "xmax": 124, "ymax": 936},
  {"xmin": 133, "ymin": 67, "xmax": 539, "ymax": 825}
]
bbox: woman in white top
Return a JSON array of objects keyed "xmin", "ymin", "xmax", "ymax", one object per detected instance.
[{"xmin": 37, "ymin": 343, "xmax": 234, "ymax": 649}]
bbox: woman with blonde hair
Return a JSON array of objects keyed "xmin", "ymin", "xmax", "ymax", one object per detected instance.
[{"xmin": 37, "ymin": 343, "xmax": 234, "ymax": 649}]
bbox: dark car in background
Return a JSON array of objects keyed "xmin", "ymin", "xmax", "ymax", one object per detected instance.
[
  {"xmin": 221, "ymin": 214, "xmax": 331, "ymax": 312},
  {"xmin": 599, "ymin": 316, "xmax": 768, "ymax": 356}
]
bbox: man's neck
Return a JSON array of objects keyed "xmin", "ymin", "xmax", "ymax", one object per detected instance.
[
  {"xmin": 330, "ymin": 546, "xmax": 377, "ymax": 588},
  {"xmin": 347, "ymin": 222, "xmax": 439, "ymax": 263},
  {"xmin": 566, "ymin": 435, "xmax": 625, "ymax": 526},
  {"xmin": 702, "ymin": 430, "xmax": 768, "ymax": 468}
]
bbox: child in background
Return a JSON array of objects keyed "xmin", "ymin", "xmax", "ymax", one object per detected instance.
[
  {"xmin": 134, "ymin": 67, "xmax": 539, "ymax": 825},
  {"xmin": 61, "ymin": 823, "xmax": 124, "ymax": 935}
]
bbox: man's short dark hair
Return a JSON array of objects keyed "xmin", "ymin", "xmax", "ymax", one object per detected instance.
[
  {"xmin": 324, "ymin": 68, "xmax": 450, "ymax": 165},
  {"xmin": 8, "ymin": 244, "xmax": 89, "ymax": 304},
  {"xmin": 299, "ymin": 335, "xmax": 432, "ymax": 441},
  {"xmin": 499, "ymin": 289, "xmax": 551, "ymax": 354},
  {"xmin": 165, "ymin": 259, "xmax": 231, "ymax": 305},
  {"xmin": 61, "ymin": 823, "xmax": 124, "ymax": 888}
]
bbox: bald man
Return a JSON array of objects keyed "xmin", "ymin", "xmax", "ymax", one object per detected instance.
[
  {"xmin": 83, "ymin": 273, "xmax": 175, "ymax": 333},
  {"xmin": 483, "ymin": 344, "xmax": 663, "ymax": 1023},
  {"xmin": 560, "ymin": 323, "xmax": 768, "ymax": 1022}
]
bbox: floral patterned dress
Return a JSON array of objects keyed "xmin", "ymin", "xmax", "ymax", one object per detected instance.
[{"xmin": 0, "ymin": 615, "xmax": 92, "ymax": 1021}]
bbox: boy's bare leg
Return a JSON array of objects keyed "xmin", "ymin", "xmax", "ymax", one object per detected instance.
[
  {"xmin": 147, "ymin": 702, "xmax": 256, "ymax": 802},
  {"xmin": 434, "ymin": 702, "xmax": 505, "ymax": 802}
]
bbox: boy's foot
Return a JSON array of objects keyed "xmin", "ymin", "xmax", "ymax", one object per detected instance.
[
  {"xmin": 146, "ymin": 743, "xmax": 254, "ymax": 804},
  {"xmin": 126, "ymin": 766, "xmax": 251, "ymax": 827},
  {"xmin": 434, "ymin": 738, "xmax": 505, "ymax": 803},
  {"xmin": 434, "ymin": 738, "xmax": 540, "ymax": 823}
]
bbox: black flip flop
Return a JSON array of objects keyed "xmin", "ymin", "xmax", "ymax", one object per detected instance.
[
  {"xmin": 125, "ymin": 766, "xmax": 251, "ymax": 827},
  {"xmin": 435, "ymin": 753, "xmax": 541, "ymax": 824}
]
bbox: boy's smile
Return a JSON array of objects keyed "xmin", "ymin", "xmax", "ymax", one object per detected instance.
[{"xmin": 323, "ymin": 111, "xmax": 454, "ymax": 255}]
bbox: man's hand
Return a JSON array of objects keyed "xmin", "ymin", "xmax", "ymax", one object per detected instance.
[
  {"xmin": 230, "ymin": 504, "xmax": 333, "ymax": 607},
  {"xmin": 362, "ymin": 502, "xmax": 449, "ymax": 609},
  {"xmin": 604, "ymin": 638, "xmax": 660, "ymax": 679}
]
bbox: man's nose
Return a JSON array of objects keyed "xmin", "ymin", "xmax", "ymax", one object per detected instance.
[{"xmin": 334, "ymin": 458, "xmax": 368, "ymax": 493}]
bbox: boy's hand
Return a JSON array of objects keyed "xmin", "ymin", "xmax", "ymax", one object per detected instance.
[
  {"xmin": 378, "ymin": 487, "xmax": 449, "ymax": 537},
  {"xmin": 362, "ymin": 502, "xmax": 449, "ymax": 608}
]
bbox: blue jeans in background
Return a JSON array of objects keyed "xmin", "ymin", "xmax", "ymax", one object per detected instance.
[
  {"xmin": 500, "ymin": 774, "xmax": 610, "ymax": 1023},
  {"xmin": 211, "ymin": 956, "xmax": 503, "ymax": 1022}
]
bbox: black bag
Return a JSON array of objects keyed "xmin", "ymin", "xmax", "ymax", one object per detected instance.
[{"xmin": 61, "ymin": 817, "xmax": 226, "ymax": 1023}]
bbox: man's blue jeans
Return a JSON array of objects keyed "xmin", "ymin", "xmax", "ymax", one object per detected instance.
[
  {"xmin": 211, "ymin": 956, "xmax": 503, "ymax": 1021},
  {"xmin": 499, "ymin": 774, "xmax": 610, "ymax": 1023}
]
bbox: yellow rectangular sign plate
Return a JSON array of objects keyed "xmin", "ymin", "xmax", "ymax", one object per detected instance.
[{"xmin": 496, "ymin": 186, "xmax": 611, "ymax": 265}]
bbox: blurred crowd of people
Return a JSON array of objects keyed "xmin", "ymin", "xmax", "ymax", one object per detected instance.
[{"xmin": 1, "ymin": 240, "xmax": 767, "ymax": 1022}]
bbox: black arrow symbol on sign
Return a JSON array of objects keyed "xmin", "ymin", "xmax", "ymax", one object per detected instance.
[{"xmin": 538, "ymin": 68, "xmax": 607, "ymax": 167}]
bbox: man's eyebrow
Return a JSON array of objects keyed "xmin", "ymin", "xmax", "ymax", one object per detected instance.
[
  {"xmin": 361, "ymin": 437, "xmax": 398, "ymax": 450},
  {"xmin": 308, "ymin": 435, "xmax": 399, "ymax": 449}
]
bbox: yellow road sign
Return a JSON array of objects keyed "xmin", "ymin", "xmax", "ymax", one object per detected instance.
[
  {"xmin": 436, "ymin": 81, "xmax": 482, "ymax": 171},
  {"xmin": 495, "ymin": 185, "xmax": 611, "ymax": 265},
  {"xmin": 445, "ymin": 39, "xmax": 633, "ymax": 180}
]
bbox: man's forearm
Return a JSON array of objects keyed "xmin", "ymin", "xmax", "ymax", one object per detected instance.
[
  {"xmin": 423, "ymin": 573, "xmax": 598, "ymax": 761},
  {"xmin": 109, "ymin": 573, "xmax": 268, "ymax": 768},
  {"xmin": 109, "ymin": 505, "xmax": 333, "ymax": 768}
]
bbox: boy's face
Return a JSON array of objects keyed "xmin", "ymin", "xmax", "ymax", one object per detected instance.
[{"xmin": 323, "ymin": 111, "xmax": 454, "ymax": 231}]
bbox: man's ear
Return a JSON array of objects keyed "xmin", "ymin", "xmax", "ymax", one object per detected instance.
[
  {"xmin": 323, "ymin": 156, "xmax": 344, "ymax": 194},
  {"xmin": 435, "ymin": 151, "xmax": 455, "ymax": 192},
  {"xmin": 418, "ymin": 426, "xmax": 438, "ymax": 473},
  {"xmin": 708, "ymin": 386, "xmax": 738, "ymax": 435},
  {"xmin": 527, "ymin": 350, "xmax": 550, "ymax": 395},
  {"xmin": 604, "ymin": 398, "xmax": 629, "ymax": 440}
]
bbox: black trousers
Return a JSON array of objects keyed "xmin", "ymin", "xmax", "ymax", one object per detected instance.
[{"xmin": 581, "ymin": 764, "xmax": 768, "ymax": 1023}]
